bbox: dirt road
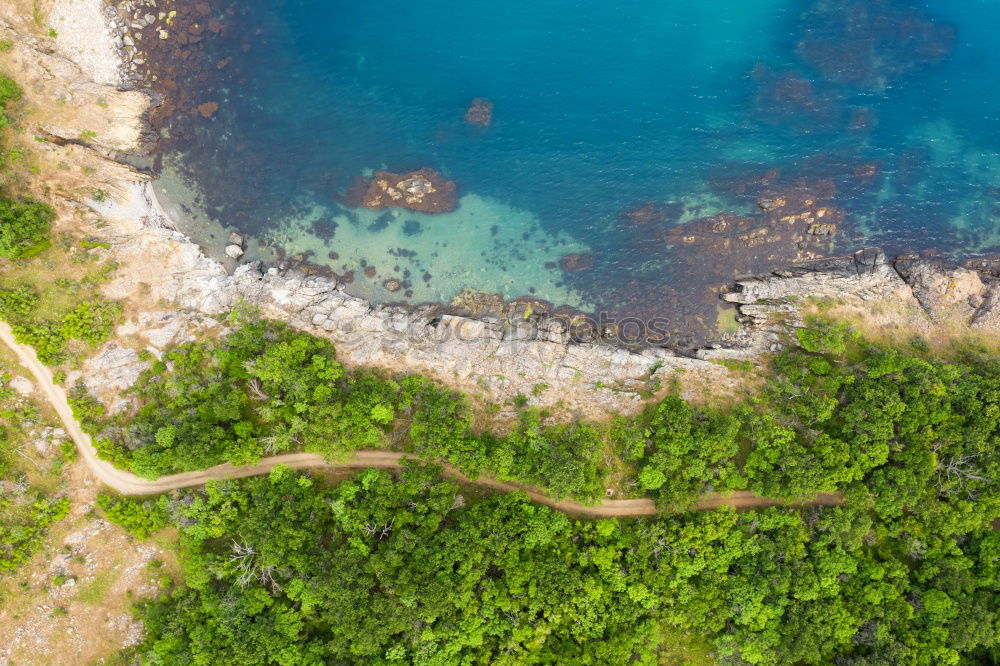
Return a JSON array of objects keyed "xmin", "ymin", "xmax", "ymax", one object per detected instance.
[{"xmin": 0, "ymin": 322, "xmax": 840, "ymax": 517}]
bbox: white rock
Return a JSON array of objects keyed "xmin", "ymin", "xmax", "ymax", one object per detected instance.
[
  {"xmin": 225, "ymin": 244, "xmax": 245, "ymax": 259},
  {"xmin": 9, "ymin": 376, "xmax": 34, "ymax": 396}
]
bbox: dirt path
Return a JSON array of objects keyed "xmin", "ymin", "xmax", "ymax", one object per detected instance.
[{"xmin": 0, "ymin": 322, "xmax": 840, "ymax": 517}]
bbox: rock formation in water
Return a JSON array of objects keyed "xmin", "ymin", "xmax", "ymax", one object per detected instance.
[
  {"xmin": 559, "ymin": 253, "xmax": 595, "ymax": 272},
  {"xmin": 197, "ymin": 102, "xmax": 219, "ymax": 118},
  {"xmin": 619, "ymin": 202, "xmax": 667, "ymax": 228},
  {"xmin": 347, "ymin": 168, "xmax": 458, "ymax": 214},
  {"xmin": 464, "ymin": 98, "xmax": 493, "ymax": 127},
  {"xmin": 796, "ymin": 0, "xmax": 955, "ymax": 90},
  {"xmin": 661, "ymin": 179, "xmax": 844, "ymax": 276}
]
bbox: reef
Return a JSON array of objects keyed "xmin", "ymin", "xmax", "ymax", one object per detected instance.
[
  {"xmin": 464, "ymin": 98, "xmax": 493, "ymax": 127},
  {"xmin": 665, "ymin": 180, "xmax": 844, "ymax": 274},
  {"xmin": 796, "ymin": 0, "xmax": 955, "ymax": 90},
  {"xmin": 346, "ymin": 168, "xmax": 458, "ymax": 214}
]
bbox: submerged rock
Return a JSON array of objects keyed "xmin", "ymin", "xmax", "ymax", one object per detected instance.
[
  {"xmin": 464, "ymin": 98, "xmax": 493, "ymax": 127},
  {"xmin": 196, "ymin": 101, "xmax": 219, "ymax": 118},
  {"xmin": 225, "ymin": 244, "xmax": 244, "ymax": 259},
  {"xmin": 347, "ymin": 168, "xmax": 458, "ymax": 214},
  {"xmin": 559, "ymin": 253, "xmax": 595, "ymax": 272},
  {"xmin": 796, "ymin": 0, "xmax": 955, "ymax": 90},
  {"xmin": 619, "ymin": 202, "xmax": 666, "ymax": 228}
]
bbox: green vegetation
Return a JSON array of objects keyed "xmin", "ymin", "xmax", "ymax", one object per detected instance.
[
  {"xmin": 0, "ymin": 75, "xmax": 53, "ymax": 259},
  {"xmin": 0, "ymin": 74, "xmax": 22, "ymax": 125},
  {"xmin": 95, "ymin": 494, "xmax": 168, "ymax": 539},
  {"xmin": 0, "ymin": 196, "xmax": 52, "ymax": 259},
  {"xmin": 2, "ymin": 291, "xmax": 121, "ymax": 364},
  {"xmin": 117, "ymin": 450, "xmax": 1000, "ymax": 665},
  {"xmin": 82, "ymin": 314, "xmax": 1000, "ymax": 522},
  {"xmin": 81, "ymin": 312, "xmax": 1000, "ymax": 662},
  {"xmin": 0, "ymin": 365, "xmax": 70, "ymax": 574}
]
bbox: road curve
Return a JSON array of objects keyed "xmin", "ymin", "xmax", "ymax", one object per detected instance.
[{"xmin": 0, "ymin": 321, "xmax": 841, "ymax": 517}]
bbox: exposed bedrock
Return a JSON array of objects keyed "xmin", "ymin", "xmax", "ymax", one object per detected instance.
[
  {"xmin": 893, "ymin": 254, "xmax": 986, "ymax": 323},
  {"xmin": 723, "ymin": 247, "xmax": 1000, "ymax": 350},
  {"xmin": 345, "ymin": 168, "xmax": 458, "ymax": 214}
]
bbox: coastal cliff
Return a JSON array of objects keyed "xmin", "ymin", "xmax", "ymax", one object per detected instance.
[{"xmin": 4, "ymin": 0, "xmax": 1000, "ymax": 421}]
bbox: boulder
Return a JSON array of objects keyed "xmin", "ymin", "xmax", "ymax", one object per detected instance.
[{"xmin": 225, "ymin": 244, "xmax": 244, "ymax": 259}]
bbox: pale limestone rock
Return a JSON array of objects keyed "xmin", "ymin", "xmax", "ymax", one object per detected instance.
[
  {"xmin": 9, "ymin": 376, "xmax": 34, "ymax": 396},
  {"xmin": 82, "ymin": 343, "xmax": 149, "ymax": 413}
]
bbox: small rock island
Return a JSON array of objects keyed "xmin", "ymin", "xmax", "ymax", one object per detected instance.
[{"xmin": 347, "ymin": 168, "xmax": 458, "ymax": 214}]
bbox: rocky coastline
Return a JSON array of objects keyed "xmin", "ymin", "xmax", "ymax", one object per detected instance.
[{"xmin": 5, "ymin": 0, "xmax": 1000, "ymax": 420}]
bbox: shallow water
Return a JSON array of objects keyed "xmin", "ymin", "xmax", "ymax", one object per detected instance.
[{"xmin": 155, "ymin": 0, "xmax": 1000, "ymax": 345}]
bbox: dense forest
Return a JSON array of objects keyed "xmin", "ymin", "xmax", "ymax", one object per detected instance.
[
  {"xmin": 107, "ymin": 450, "xmax": 999, "ymax": 665},
  {"xmin": 79, "ymin": 310, "xmax": 1000, "ymax": 663}
]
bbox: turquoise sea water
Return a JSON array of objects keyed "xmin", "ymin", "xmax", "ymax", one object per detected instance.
[{"xmin": 158, "ymin": 0, "xmax": 1000, "ymax": 345}]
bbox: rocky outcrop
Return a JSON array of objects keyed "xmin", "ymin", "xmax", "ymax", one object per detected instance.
[
  {"xmin": 893, "ymin": 254, "xmax": 986, "ymax": 323},
  {"xmin": 346, "ymin": 168, "xmax": 458, "ymax": 214},
  {"xmin": 77, "ymin": 343, "xmax": 149, "ymax": 413},
  {"xmin": 0, "ymin": 18, "xmax": 152, "ymax": 154},
  {"xmin": 722, "ymin": 247, "xmax": 925, "ymax": 350},
  {"xmin": 723, "ymin": 247, "xmax": 1000, "ymax": 351}
]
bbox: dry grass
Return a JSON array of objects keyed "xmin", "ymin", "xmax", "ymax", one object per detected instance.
[
  {"xmin": 0, "ymin": 339, "xmax": 179, "ymax": 666},
  {"xmin": 802, "ymin": 297, "xmax": 1000, "ymax": 362},
  {"xmin": 0, "ymin": 497, "xmax": 181, "ymax": 665}
]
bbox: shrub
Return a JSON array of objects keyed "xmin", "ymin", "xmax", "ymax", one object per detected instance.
[
  {"xmin": 0, "ymin": 197, "xmax": 54, "ymax": 259},
  {"xmin": 96, "ymin": 494, "xmax": 169, "ymax": 539}
]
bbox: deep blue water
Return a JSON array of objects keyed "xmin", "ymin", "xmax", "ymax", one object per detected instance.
[{"xmin": 158, "ymin": 0, "xmax": 1000, "ymax": 344}]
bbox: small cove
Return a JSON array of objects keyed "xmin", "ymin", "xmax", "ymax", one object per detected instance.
[{"xmin": 150, "ymin": 0, "xmax": 1000, "ymax": 346}]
